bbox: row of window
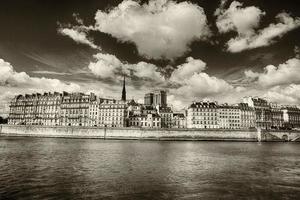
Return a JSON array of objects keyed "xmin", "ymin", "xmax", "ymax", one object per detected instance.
[
  {"xmin": 192, "ymin": 113, "xmax": 217, "ymax": 116},
  {"xmin": 192, "ymin": 121, "xmax": 218, "ymax": 125},
  {"xmin": 129, "ymin": 122, "xmax": 160, "ymax": 127}
]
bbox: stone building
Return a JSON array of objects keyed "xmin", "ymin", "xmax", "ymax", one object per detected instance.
[
  {"xmin": 60, "ymin": 92, "xmax": 95, "ymax": 126},
  {"xmin": 282, "ymin": 106, "xmax": 300, "ymax": 129},
  {"xmin": 187, "ymin": 101, "xmax": 219, "ymax": 129},
  {"xmin": 8, "ymin": 92, "xmax": 62, "ymax": 126},
  {"xmin": 8, "ymin": 94, "xmax": 28, "ymax": 125},
  {"xmin": 144, "ymin": 93, "xmax": 154, "ymax": 106},
  {"xmin": 270, "ymin": 103, "xmax": 284, "ymax": 129},
  {"xmin": 243, "ymin": 97, "xmax": 272, "ymax": 129},
  {"xmin": 144, "ymin": 90, "xmax": 167, "ymax": 107},
  {"xmin": 128, "ymin": 113, "xmax": 161, "ymax": 128},
  {"xmin": 88, "ymin": 99, "xmax": 99, "ymax": 127},
  {"xmin": 172, "ymin": 113, "xmax": 186, "ymax": 128},
  {"xmin": 153, "ymin": 90, "xmax": 167, "ymax": 107},
  {"xmin": 36, "ymin": 92, "xmax": 62, "ymax": 126},
  {"xmin": 218, "ymin": 104, "xmax": 241, "ymax": 129},
  {"xmin": 98, "ymin": 99, "xmax": 127, "ymax": 128},
  {"xmin": 239, "ymin": 103, "xmax": 256, "ymax": 129},
  {"xmin": 127, "ymin": 100, "xmax": 143, "ymax": 116},
  {"xmin": 158, "ymin": 106, "xmax": 173, "ymax": 128}
]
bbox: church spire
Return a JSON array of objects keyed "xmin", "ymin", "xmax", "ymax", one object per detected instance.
[{"xmin": 121, "ymin": 76, "xmax": 126, "ymax": 101}]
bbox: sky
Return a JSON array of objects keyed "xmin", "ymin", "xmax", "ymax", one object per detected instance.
[{"xmin": 0, "ymin": 0, "xmax": 300, "ymax": 115}]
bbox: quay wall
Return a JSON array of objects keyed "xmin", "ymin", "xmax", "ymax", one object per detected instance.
[{"xmin": 0, "ymin": 125, "xmax": 300, "ymax": 142}]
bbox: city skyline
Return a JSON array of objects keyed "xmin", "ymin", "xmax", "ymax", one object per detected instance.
[
  {"xmin": 7, "ymin": 89, "xmax": 300, "ymax": 130},
  {"xmin": 1, "ymin": 0, "xmax": 300, "ymax": 116}
]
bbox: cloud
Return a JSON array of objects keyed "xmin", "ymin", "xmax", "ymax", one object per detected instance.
[
  {"xmin": 87, "ymin": 53, "xmax": 235, "ymax": 107},
  {"xmin": 227, "ymin": 13, "xmax": 300, "ymax": 52},
  {"xmin": 167, "ymin": 94, "xmax": 186, "ymax": 111},
  {"xmin": 88, "ymin": 53, "xmax": 123, "ymax": 79},
  {"xmin": 214, "ymin": 0, "xmax": 228, "ymax": 16},
  {"xmin": 31, "ymin": 70, "xmax": 72, "ymax": 76},
  {"xmin": 172, "ymin": 73, "xmax": 233, "ymax": 98},
  {"xmin": 245, "ymin": 58, "xmax": 300, "ymax": 87},
  {"xmin": 0, "ymin": 58, "xmax": 80, "ymax": 92},
  {"xmin": 170, "ymin": 57, "xmax": 206, "ymax": 82},
  {"xmin": 216, "ymin": 1, "xmax": 265, "ymax": 36},
  {"xmin": 169, "ymin": 57, "xmax": 233, "ymax": 98},
  {"xmin": 266, "ymin": 84, "xmax": 300, "ymax": 105},
  {"xmin": 0, "ymin": 58, "xmax": 82, "ymax": 115},
  {"xmin": 216, "ymin": 1, "xmax": 300, "ymax": 53},
  {"xmin": 58, "ymin": 27, "xmax": 100, "ymax": 50},
  {"xmin": 125, "ymin": 62, "xmax": 164, "ymax": 82},
  {"xmin": 88, "ymin": 53, "xmax": 164, "ymax": 82},
  {"xmin": 93, "ymin": 0, "xmax": 210, "ymax": 60}
]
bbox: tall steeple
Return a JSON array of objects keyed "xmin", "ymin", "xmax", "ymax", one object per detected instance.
[{"xmin": 121, "ymin": 76, "xmax": 126, "ymax": 101}]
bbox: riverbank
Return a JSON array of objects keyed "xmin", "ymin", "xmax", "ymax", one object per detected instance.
[{"xmin": 1, "ymin": 125, "xmax": 300, "ymax": 142}]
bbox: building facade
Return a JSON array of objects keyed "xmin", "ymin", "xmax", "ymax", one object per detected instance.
[
  {"xmin": 270, "ymin": 103, "xmax": 284, "ymax": 129},
  {"xmin": 8, "ymin": 89, "xmax": 300, "ymax": 130},
  {"xmin": 239, "ymin": 103, "xmax": 256, "ymax": 129},
  {"xmin": 98, "ymin": 99, "xmax": 127, "ymax": 128},
  {"xmin": 60, "ymin": 92, "xmax": 95, "ymax": 126},
  {"xmin": 187, "ymin": 101, "xmax": 219, "ymax": 129},
  {"xmin": 158, "ymin": 106, "xmax": 173, "ymax": 128},
  {"xmin": 243, "ymin": 97, "xmax": 272, "ymax": 129},
  {"xmin": 8, "ymin": 92, "xmax": 62, "ymax": 126},
  {"xmin": 153, "ymin": 90, "xmax": 167, "ymax": 107},
  {"xmin": 282, "ymin": 106, "xmax": 300, "ymax": 129},
  {"xmin": 128, "ymin": 114, "xmax": 161, "ymax": 128},
  {"xmin": 172, "ymin": 113, "xmax": 186, "ymax": 128},
  {"xmin": 144, "ymin": 93, "xmax": 154, "ymax": 106},
  {"xmin": 218, "ymin": 104, "xmax": 241, "ymax": 129},
  {"xmin": 88, "ymin": 99, "xmax": 99, "ymax": 127}
]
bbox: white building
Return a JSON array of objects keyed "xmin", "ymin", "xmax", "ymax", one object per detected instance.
[
  {"xmin": 98, "ymin": 99, "xmax": 127, "ymax": 128},
  {"xmin": 88, "ymin": 100, "xmax": 99, "ymax": 127},
  {"xmin": 218, "ymin": 104, "xmax": 241, "ymax": 129},
  {"xmin": 172, "ymin": 113, "xmax": 186, "ymax": 128},
  {"xmin": 60, "ymin": 93, "xmax": 94, "ymax": 126},
  {"xmin": 128, "ymin": 113, "xmax": 161, "ymax": 128},
  {"xmin": 187, "ymin": 101, "xmax": 219, "ymax": 129}
]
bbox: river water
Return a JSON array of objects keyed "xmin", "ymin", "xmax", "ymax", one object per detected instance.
[{"xmin": 0, "ymin": 137, "xmax": 299, "ymax": 200}]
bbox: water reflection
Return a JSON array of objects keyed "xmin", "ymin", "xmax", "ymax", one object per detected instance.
[{"xmin": 0, "ymin": 137, "xmax": 299, "ymax": 199}]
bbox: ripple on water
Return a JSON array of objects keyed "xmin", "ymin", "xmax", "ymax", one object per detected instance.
[{"xmin": 0, "ymin": 138, "xmax": 299, "ymax": 199}]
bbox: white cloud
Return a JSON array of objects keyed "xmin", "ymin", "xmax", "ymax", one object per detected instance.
[
  {"xmin": 216, "ymin": 1, "xmax": 265, "ymax": 36},
  {"xmin": 170, "ymin": 57, "xmax": 206, "ymax": 82},
  {"xmin": 172, "ymin": 73, "xmax": 233, "ymax": 98},
  {"xmin": 0, "ymin": 58, "xmax": 82, "ymax": 115},
  {"xmin": 88, "ymin": 53, "xmax": 164, "ymax": 82},
  {"xmin": 227, "ymin": 12, "xmax": 300, "ymax": 53},
  {"xmin": 31, "ymin": 70, "xmax": 72, "ymax": 76},
  {"xmin": 245, "ymin": 58, "xmax": 300, "ymax": 87},
  {"xmin": 88, "ymin": 53, "xmax": 123, "ymax": 79},
  {"xmin": 58, "ymin": 27, "xmax": 100, "ymax": 49},
  {"xmin": 167, "ymin": 94, "xmax": 186, "ymax": 111},
  {"xmin": 93, "ymin": 0, "xmax": 210, "ymax": 60},
  {"xmin": 125, "ymin": 62, "xmax": 164, "ymax": 82},
  {"xmin": 169, "ymin": 57, "xmax": 233, "ymax": 99},
  {"xmin": 0, "ymin": 58, "xmax": 80, "ymax": 92},
  {"xmin": 266, "ymin": 84, "xmax": 300, "ymax": 105},
  {"xmin": 215, "ymin": 1, "xmax": 300, "ymax": 53},
  {"xmin": 88, "ymin": 54, "xmax": 235, "ymax": 106}
]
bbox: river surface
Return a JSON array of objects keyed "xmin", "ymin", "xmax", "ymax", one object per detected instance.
[{"xmin": 0, "ymin": 137, "xmax": 299, "ymax": 200}]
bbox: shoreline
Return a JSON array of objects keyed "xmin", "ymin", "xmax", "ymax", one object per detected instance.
[{"xmin": 1, "ymin": 125, "xmax": 299, "ymax": 142}]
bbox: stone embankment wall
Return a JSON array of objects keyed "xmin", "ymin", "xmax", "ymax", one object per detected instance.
[{"xmin": 0, "ymin": 125, "xmax": 299, "ymax": 142}]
